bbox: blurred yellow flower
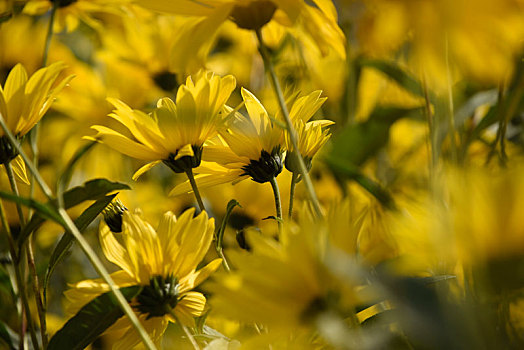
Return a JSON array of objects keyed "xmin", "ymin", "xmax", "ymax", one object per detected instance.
[
  {"xmin": 137, "ymin": 0, "xmax": 345, "ymax": 73},
  {"xmin": 170, "ymin": 87, "xmax": 285, "ymax": 195},
  {"xmin": 90, "ymin": 71, "xmax": 236, "ymax": 179},
  {"xmin": 64, "ymin": 208, "xmax": 221, "ymax": 348},
  {"xmin": 209, "ymin": 208, "xmax": 366, "ymax": 337},
  {"xmin": 24, "ymin": 0, "xmax": 130, "ymax": 32},
  {"xmin": 447, "ymin": 166, "xmax": 524, "ymax": 264},
  {"xmin": 355, "ymin": 0, "xmax": 524, "ymax": 87}
]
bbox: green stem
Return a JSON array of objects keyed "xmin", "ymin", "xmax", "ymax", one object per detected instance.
[
  {"xmin": 256, "ymin": 29, "xmax": 322, "ymax": 218},
  {"xmin": 216, "ymin": 248, "xmax": 231, "ymax": 272},
  {"xmin": 445, "ymin": 34, "xmax": 457, "ymax": 163},
  {"xmin": 269, "ymin": 177, "xmax": 282, "ymax": 234},
  {"xmin": 185, "ymin": 168, "xmax": 205, "ymax": 212},
  {"xmin": 5, "ymin": 162, "xmax": 48, "ymax": 348},
  {"xmin": 0, "ymin": 114, "xmax": 157, "ymax": 350},
  {"xmin": 288, "ymin": 172, "xmax": 298, "ymax": 218},
  {"xmin": 5, "ymin": 162, "xmax": 25, "ymax": 225},
  {"xmin": 169, "ymin": 309, "xmax": 200, "ymax": 350},
  {"xmin": 422, "ymin": 78, "xmax": 436, "ymax": 178},
  {"xmin": 0, "ymin": 200, "xmax": 38, "ymax": 350},
  {"xmin": 42, "ymin": 3, "xmax": 57, "ymax": 67}
]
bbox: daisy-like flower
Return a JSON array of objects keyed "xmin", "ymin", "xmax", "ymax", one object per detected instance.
[
  {"xmin": 0, "ymin": 62, "xmax": 71, "ymax": 180},
  {"xmin": 90, "ymin": 71, "xmax": 236, "ymax": 180},
  {"xmin": 209, "ymin": 210, "xmax": 369, "ymax": 345},
  {"xmin": 23, "ymin": 0, "xmax": 130, "ymax": 32},
  {"xmin": 64, "ymin": 208, "xmax": 221, "ymax": 349},
  {"xmin": 170, "ymin": 87, "xmax": 285, "ymax": 195},
  {"xmin": 137, "ymin": 0, "xmax": 345, "ymax": 73}
]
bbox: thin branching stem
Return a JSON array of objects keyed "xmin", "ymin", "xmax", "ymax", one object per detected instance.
[
  {"xmin": 256, "ymin": 29, "xmax": 323, "ymax": 218},
  {"xmin": 0, "ymin": 113, "xmax": 157, "ymax": 350},
  {"xmin": 185, "ymin": 168, "xmax": 206, "ymax": 212}
]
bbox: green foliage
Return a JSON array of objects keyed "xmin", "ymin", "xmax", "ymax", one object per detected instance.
[
  {"xmin": 48, "ymin": 286, "xmax": 142, "ymax": 350},
  {"xmin": 43, "ymin": 194, "xmax": 118, "ymax": 304},
  {"xmin": 17, "ymin": 179, "xmax": 130, "ymax": 248}
]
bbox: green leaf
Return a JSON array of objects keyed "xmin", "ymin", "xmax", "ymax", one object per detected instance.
[
  {"xmin": 360, "ymin": 59, "xmax": 425, "ymax": 98},
  {"xmin": 48, "ymin": 286, "xmax": 142, "ymax": 350},
  {"xmin": 17, "ymin": 179, "xmax": 130, "ymax": 248},
  {"xmin": 0, "ymin": 321, "xmax": 16, "ymax": 350},
  {"xmin": 0, "ymin": 190, "xmax": 63, "ymax": 226},
  {"xmin": 0, "ymin": 265, "xmax": 14, "ymax": 297},
  {"xmin": 216, "ymin": 199, "xmax": 241, "ymax": 251},
  {"xmin": 329, "ymin": 107, "xmax": 423, "ymax": 166},
  {"xmin": 62, "ymin": 179, "xmax": 130, "ymax": 209},
  {"xmin": 57, "ymin": 141, "xmax": 97, "ymax": 204},
  {"xmin": 43, "ymin": 194, "xmax": 118, "ymax": 305},
  {"xmin": 324, "ymin": 155, "xmax": 395, "ymax": 208}
]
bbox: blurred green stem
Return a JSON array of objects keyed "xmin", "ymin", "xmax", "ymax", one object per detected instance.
[
  {"xmin": 269, "ymin": 176, "xmax": 283, "ymax": 234},
  {"xmin": 256, "ymin": 29, "xmax": 323, "ymax": 218},
  {"xmin": 445, "ymin": 35, "xmax": 457, "ymax": 163},
  {"xmin": 5, "ymin": 162, "xmax": 48, "ymax": 348},
  {"xmin": 288, "ymin": 172, "xmax": 298, "ymax": 218},
  {"xmin": 0, "ymin": 199, "xmax": 38, "ymax": 349},
  {"xmin": 0, "ymin": 113, "xmax": 157, "ymax": 350},
  {"xmin": 42, "ymin": 3, "xmax": 57, "ymax": 67}
]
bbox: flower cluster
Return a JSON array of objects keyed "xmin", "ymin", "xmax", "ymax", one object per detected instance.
[{"xmin": 1, "ymin": 1, "xmax": 524, "ymax": 349}]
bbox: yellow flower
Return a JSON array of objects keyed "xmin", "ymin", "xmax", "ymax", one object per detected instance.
[
  {"xmin": 354, "ymin": 0, "xmax": 524, "ymax": 87},
  {"xmin": 209, "ymin": 209, "xmax": 366, "ymax": 337},
  {"xmin": 23, "ymin": 0, "xmax": 130, "ymax": 32},
  {"xmin": 137, "ymin": 0, "xmax": 345, "ymax": 73},
  {"xmin": 64, "ymin": 208, "xmax": 221, "ymax": 348},
  {"xmin": 283, "ymin": 90, "xmax": 334, "ymax": 174},
  {"xmin": 0, "ymin": 62, "xmax": 70, "ymax": 139},
  {"xmin": 170, "ymin": 87, "xmax": 285, "ymax": 195},
  {"xmin": 0, "ymin": 62, "xmax": 71, "ymax": 182},
  {"xmin": 90, "ymin": 71, "xmax": 236, "ymax": 179}
]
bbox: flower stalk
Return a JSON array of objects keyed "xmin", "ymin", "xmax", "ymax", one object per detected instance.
[
  {"xmin": 288, "ymin": 172, "xmax": 299, "ymax": 218},
  {"xmin": 0, "ymin": 199, "xmax": 38, "ymax": 350},
  {"xmin": 5, "ymin": 161, "xmax": 48, "ymax": 349},
  {"xmin": 185, "ymin": 167, "xmax": 206, "ymax": 212},
  {"xmin": 255, "ymin": 29, "xmax": 322, "ymax": 218},
  {"xmin": 269, "ymin": 176, "xmax": 283, "ymax": 234}
]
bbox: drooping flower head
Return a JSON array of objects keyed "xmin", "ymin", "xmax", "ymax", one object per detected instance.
[
  {"xmin": 64, "ymin": 208, "xmax": 221, "ymax": 348},
  {"xmin": 90, "ymin": 71, "xmax": 236, "ymax": 178}
]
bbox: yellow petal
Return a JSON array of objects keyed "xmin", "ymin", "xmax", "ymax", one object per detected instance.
[
  {"xmin": 179, "ymin": 258, "xmax": 222, "ymax": 293},
  {"xmin": 99, "ymin": 222, "xmax": 136, "ymax": 279},
  {"xmin": 132, "ymin": 160, "xmax": 161, "ymax": 181},
  {"xmin": 174, "ymin": 143, "xmax": 194, "ymax": 160},
  {"xmin": 11, "ymin": 155, "xmax": 29, "ymax": 185},
  {"xmin": 172, "ymin": 291, "xmax": 207, "ymax": 327},
  {"xmin": 91, "ymin": 125, "xmax": 162, "ymax": 161}
]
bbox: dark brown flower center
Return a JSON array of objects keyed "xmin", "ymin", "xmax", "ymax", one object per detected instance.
[{"xmin": 230, "ymin": 1, "xmax": 277, "ymax": 31}]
